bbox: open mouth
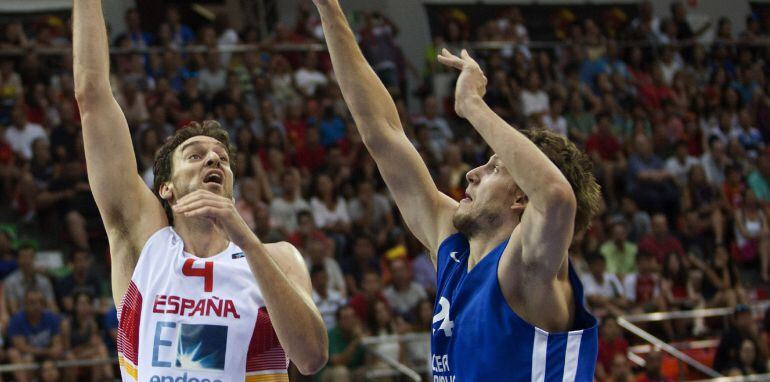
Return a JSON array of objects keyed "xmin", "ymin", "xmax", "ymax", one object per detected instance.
[{"xmin": 203, "ymin": 172, "xmax": 223, "ymax": 185}]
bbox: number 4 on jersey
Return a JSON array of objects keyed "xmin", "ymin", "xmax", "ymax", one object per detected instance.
[{"xmin": 182, "ymin": 259, "xmax": 214, "ymax": 292}]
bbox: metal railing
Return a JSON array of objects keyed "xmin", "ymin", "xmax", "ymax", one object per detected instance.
[
  {"xmin": 0, "ymin": 357, "xmax": 117, "ymax": 373},
  {"xmin": 1, "ymin": 37, "xmax": 770, "ymax": 57},
  {"xmin": 360, "ymin": 332, "xmax": 430, "ymax": 382},
  {"xmin": 617, "ymin": 300, "xmax": 770, "ymax": 381}
]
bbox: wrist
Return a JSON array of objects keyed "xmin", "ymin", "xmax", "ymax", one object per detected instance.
[{"xmin": 457, "ymin": 94, "xmax": 484, "ymax": 117}]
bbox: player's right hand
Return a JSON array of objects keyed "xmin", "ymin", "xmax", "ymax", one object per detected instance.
[{"xmin": 172, "ymin": 189, "xmax": 257, "ymax": 250}]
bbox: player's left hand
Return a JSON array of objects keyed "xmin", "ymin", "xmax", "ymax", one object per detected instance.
[
  {"xmin": 172, "ymin": 189, "xmax": 255, "ymax": 249},
  {"xmin": 437, "ymin": 48, "xmax": 487, "ymax": 118}
]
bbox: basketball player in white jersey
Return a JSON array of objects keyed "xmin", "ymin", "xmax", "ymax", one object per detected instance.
[{"xmin": 73, "ymin": 1, "xmax": 327, "ymax": 381}]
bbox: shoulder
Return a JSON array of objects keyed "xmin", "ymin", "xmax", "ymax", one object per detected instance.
[{"xmin": 265, "ymin": 241, "xmax": 306, "ymax": 274}]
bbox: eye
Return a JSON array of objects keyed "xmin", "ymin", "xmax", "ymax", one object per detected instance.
[
  {"xmin": 188, "ymin": 154, "xmax": 201, "ymax": 160},
  {"xmin": 220, "ymin": 155, "xmax": 229, "ymax": 162}
]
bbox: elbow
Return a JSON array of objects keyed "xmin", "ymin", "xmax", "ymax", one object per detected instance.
[
  {"xmin": 295, "ymin": 347, "xmax": 329, "ymax": 375},
  {"xmin": 543, "ymin": 183, "xmax": 577, "ymax": 212},
  {"xmin": 74, "ymin": 73, "xmax": 111, "ymax": 106}
]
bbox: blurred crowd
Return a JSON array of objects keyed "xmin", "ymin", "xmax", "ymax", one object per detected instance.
[{"xmin": 0, "ymin": 1, "xmax": 770, "ymax": 381}]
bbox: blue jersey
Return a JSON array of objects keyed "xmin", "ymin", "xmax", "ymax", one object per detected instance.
[{"xmin": 431, "ymin": 233, "xmax": 598, "ymax": 381}]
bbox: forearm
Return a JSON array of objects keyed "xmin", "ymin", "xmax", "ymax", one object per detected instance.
[
  {"xmin": 316, "ymin": 2, "xmax": 401, "ymax": 134},
  {"xmin": 241, "ymin": 239, "xmax": 327, "ymax": 374},
  {"xmin": 460, "ymin": 96, "xmax": 574, "ymax": 205},
  {"xmin": 73, "ymin": 0, "xmax": 111, "ymax": 99}
]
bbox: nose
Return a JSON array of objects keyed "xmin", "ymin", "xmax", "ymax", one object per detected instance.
[
  {"xmin": 465, "ymin": 167, "xmax": 480, "ymax": 184},
  {"xmin": 205, "ymin": 151, "xmax": 220, "ymax": 167}
]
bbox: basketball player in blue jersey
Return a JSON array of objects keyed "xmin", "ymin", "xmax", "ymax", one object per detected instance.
[
  {"xmin": 73, "ymin": 1, "xmax": 327, "ymax": 380},
  {"xmin": 314, "ymin": 1, "xmax": 602, "ymax": 380}
]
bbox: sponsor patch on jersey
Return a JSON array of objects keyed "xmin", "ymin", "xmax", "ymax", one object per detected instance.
[
  {"xmin": 175, "ymin": 324, "xmax": 228, "ymax": 371},
  {"xmin": 231, "ymin": 252, "xmax": 244, "ymax": 259}
]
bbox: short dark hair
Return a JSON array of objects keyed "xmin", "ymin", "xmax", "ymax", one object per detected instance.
[
  {"xmin": 152, "ymin": 121, "xmax": 236, "ymax": 224},
  {"xmin": 520, "ymin": 129, "xmax": 601, "ymax": 233}
]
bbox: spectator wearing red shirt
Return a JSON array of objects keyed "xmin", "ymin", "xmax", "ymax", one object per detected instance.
[
  {"xmin": 348, "ymin": 269, "xmax": 389, "ymax": 322},
  {"xmin": 635, "ymin": 351, "xmax": 672, "ymax": 382},
  {"xmin": 597, "ymin": 316, "xmax": 629, "ymax": 381},
  {"xmin": 295, "ymin": 127, "xmax": 327, "ymax": 172},
  {"xmin": 638, "ymin": 214, "xmax": 685, "ymax": 265},
  {"xmin": 586, "ymin": 112, "xmax": 626, "ymax": 207}
]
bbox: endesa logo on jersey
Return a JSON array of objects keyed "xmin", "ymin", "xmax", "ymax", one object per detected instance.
[
  {"xmin": 151, "ymin": 322, "xmax": 228, "ymax": 381},
  {"xmin": 153, "ymin": 294, "xmax": 240, "ymax": 318}
]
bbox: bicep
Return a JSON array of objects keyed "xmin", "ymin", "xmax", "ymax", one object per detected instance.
[
  {"xmin": 80, "ymin": 96, "xmax": 167, "ymax": 234},
  {"xmin": 517, "ymin": 197, "xmax": 577, "ymax": 280},
  {"xmin": 364, "ymin": 128, "xmax": 457, "ymax": 252}
]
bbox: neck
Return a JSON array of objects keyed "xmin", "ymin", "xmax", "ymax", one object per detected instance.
[
  {"xmin": 467, "ymin": 219, "xmax": 518, "ymax": 270},
  {"xmin": 172, "ymin": 216, "xmax": 230, "ymax": 257}
]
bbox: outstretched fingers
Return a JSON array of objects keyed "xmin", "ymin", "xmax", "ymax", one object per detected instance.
[{"xmin": 437, "ymin": 48, "xmax": 464, "ymax": 70}]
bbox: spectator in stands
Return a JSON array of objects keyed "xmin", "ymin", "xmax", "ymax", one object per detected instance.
[
  {"xmin": 4, "ymin": 244, "xmax": 56, "ymax": 314},
  {"xmin": 365, "ymin": 299, "xmax": 405, "ymax": 372},
  {"xmin": 0, "ymin": 228, "xmax": 17, "ymax": 280},
  {"xmin": 733, "ymin": 189, "xmax": 770, "ymax": 281},
  {"xmin": 665, "ymin": 140, "xmax": 700, "ymax": 187},
  {"xmin": 682, "ymin": 164, "xmax": 726, "ymax": 247},
  {"xmin": 115, "ymin": 8, "xmax": 153, "ymax": 48},
  {"xmin": 164, "ymin": 6, "xmax": 195, "ymax": 46},
  {"xmin": 304, "ymin": 232, "xmax": 347, "ymax": 298},
  {"xmin": 347, "ymin": 181, "xmax": 394, "ymax": 246},
  {"xmin": 726, "ymin": 338, "xmax": 768, "ymax": 376},
  {"xmin": 748, "ymin": 152, "xmax": 770, "ymax": 204},
  {"xmin": 714, "ymin": 304, "xmax": 769, "ymax": 373},
  {"xmin": 38, "ymin": 359, "xmax": 60, "ymax": 382},
  {"xmin": 55, "ymin": 248, "xmax": 105, "ymax": 315},
  {"xmin": 587, "ymin": 112, "xmax": 625, "ymax": 207},
  {"xmin": 413, "ymin": 96, "xmax": 453, "ymax": 158},
  {"xmin": 635, "ymin": 350, "xmax": 671, "ymax": 382},
  {"xmin": 269, "ymin": 168, "xmax": 310, "ymax": 234},
  {"xmin": 582, "ymin": 254, "xmax": 628, "ymax": 317},
  {"xmin": 198, "ymin": 51, "xmax": 228, "ymax": 96},
  {"xmin": 599, "ymin": 218, "xmax": 637, "ymax": 277},
  {"xmin": 4, "ymin": 104, "xmax": 47, "ymax": 161},
  {"xmin": 382, "ymin": 258, "xmax": 427, "ymax": 319},
  {"xmin": 638, "ymin": 214, "xmax": 685, "ymax": 265},
  {"xmin": 348, "ymin": 269, "xmax": 389, "ymax": 322},
  {"xmin": 62, "ymin": 293, "xmax": 113, "ymax": 381},
  {"xmin": 700, "ymin": 137, "xmax": 730, "ymax": 187},
  {"xmin": 596, "ymin": 316, "xmax": 629, "ymax": 381},
  {"xmin": 626, "ymin": 135, "xmax": 679, "ymax": 222},
  {"xmin": 311, "ymin": 265, "xmax": 346, "ymax": 330},
  {"xmin": 310, "ymin": 172, "xmax": 351, "ymax": 243},
  {"xmin": 623, "ymin": 251, "xmax": 664, "ymax": 313},
  {"xmin": 322, "ymin": 305, "xmax": 366, "ymax": 382},
  {"xmin": 7, "ymin": 289, "xmax": 63, "ymax": 382}
]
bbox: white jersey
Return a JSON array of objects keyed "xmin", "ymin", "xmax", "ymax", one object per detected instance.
[{"xmin": 117, "ymin": 227, "xmax": 289, "ymax": 382}]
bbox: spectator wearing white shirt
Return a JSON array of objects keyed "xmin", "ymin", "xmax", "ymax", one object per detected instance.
[
  {"xmin": 520, "ymin": 72, "xmax": 549, "ymax": 118},
  {"xmin": 412, "ymin": 96, "xmax": 453, "ymax": 159},
  {"xmin": 294, "ymin": 51, "xmax": 328, "ymax": 97},
  {"xmin": 541, "ymin": 97, "xmax": 568, "ymax": 137},
  {"xmin": 198, "ymin": 51, "xmax": 228, "ymax": 96},
  {"xmin": 310, "ymin": 265, "xmax": 345, "ymax": 329},
  {"xmin": 269, "ymin": 168, "xmax": 310, "ymax": 233},
  {"xmin": 303, "ymin": 232, "xmax": 347, "ymax": 299},
  {"xmin": 5, "ymin": 105, "xmax": 47, "ymax": 161},
  {"xmin": 382, "ymin": 259, "xmax": 427, "ymax": 318},
  {"xmin": 581, "ymin": 254, "xmax": 629, "ymax": 317},
  {"xmin": 664, "ymin": 140, "xmax": 700, "ymax": 186}
]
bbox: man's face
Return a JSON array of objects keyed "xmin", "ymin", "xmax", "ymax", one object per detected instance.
[
  {"xmin": 453, "ymin": 155, "xmax": 518, "ymax": 237},
  {"xmin": 18, "ymin": 248, "xmax": 35, "ymax": 274},
  {"xmin": 25, "ymin": 291, "xmax": 44, "ymax": 317},
  {"xmin": 337, "ymin": 307, "xmax": 357, "ymax": 332},
  {"xmin": 362, "ymin": 273, "xmax": 381, "ymax": 295},
  {"xmin": 651, "ymin": 215, "xmax": 668, "ymax": 237},
  {"xmin": 390, "ymin": 259, "xmax": 409, "ymax": 286},
  {"xmin": 311, "ymin": 270, "xmax": 328, "ymax": 293},
  {"xmin": 163, "ymin": 136, "xmax": 234, "ymax": 204}
]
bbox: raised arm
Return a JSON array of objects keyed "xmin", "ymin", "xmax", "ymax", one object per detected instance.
[
  {"xmin": 314, "ymin": 0, "xmax": 457, "ymax": 255},
  {"xmin": 73, "ymin": 0, "xmax": 166, "ymax": 302},
  {"xmin": 438, "ymin": 50, "xmax": 578, "ymax": 280}
]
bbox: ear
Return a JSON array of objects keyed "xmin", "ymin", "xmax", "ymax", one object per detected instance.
[
  {"xmin": 511, "ymin": 188, "xmax": 528, "ymax": 212},
  {"xmin": 159, "ymin": 181, "xmax": 174, "ymax": 203}
]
